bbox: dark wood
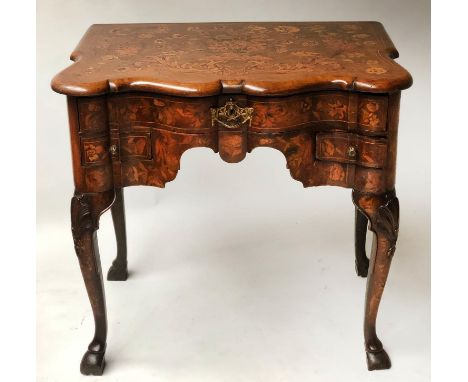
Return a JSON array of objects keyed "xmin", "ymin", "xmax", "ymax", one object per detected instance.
[
  {"xmin": 107, "ymin": 188, "xmax": 128, "ymax": 281},
  {"xmin": 355, "ymin": 207, "xmax": 369, "ymax": 277},
  {"xmin": 52, "ymin": 22, "xmax": 412, "ymax": 375},
  {"xmin": 71, "ymin": 190, "xmax": 114, "ymax": 375},
  {"xmin": 352, "ymin": 189, "xmax": 399, "ymax": 370}
]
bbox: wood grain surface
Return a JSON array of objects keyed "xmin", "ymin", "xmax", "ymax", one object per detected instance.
[{"xmin": 51, "ymin": 22, "xmax": 412, "ymax": 97}]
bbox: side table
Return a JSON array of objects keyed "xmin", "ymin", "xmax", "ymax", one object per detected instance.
[{"xmin": 51, "ymin": 22, "xmax": 412, "ymax": 375}]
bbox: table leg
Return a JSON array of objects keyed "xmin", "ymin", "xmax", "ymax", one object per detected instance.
[
  {"xmin": 107, "ymin": 188, "xmax": 128, "ymax": 281},
  {"xmin": 352, "ymin": 189, "xmax": 399, "ymax": 371},
  {"xmin": 355, "ymin": 207, "xmax": 369, "ymax": 277},
  {"xmin": 71, "ymin": 190, "xmax": 114, "ymax": 376}
]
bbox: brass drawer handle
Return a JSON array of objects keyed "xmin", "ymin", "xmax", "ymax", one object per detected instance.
[
  {"xmin": 211, "ymin": 99, "xmax": 253, "ymax": 129},
  {"xmin": 347, "ymin": 146, "xmax": 357, "ymax": 158}
]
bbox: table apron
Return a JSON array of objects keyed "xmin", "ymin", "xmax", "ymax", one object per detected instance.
[{"xmin": 67, "ymin": 91, "xmax": 400, "ymax": 194}]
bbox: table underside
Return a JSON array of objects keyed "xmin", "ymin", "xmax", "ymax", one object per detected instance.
[{"xmin": 70, "ymin": 90, "xmax": 399, "ymax": 195}]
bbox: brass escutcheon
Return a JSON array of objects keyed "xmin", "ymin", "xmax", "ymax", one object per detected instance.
[
  {"xmin": 109, "ymin": 144, "xmax": 118, "ymax": 156},
  {"xmin": 211, "ymin": 99, "xmax": 254, "ymax": 129},
  {"xmin": 347, "ymin": 146, "xmax": 357, "ymax": 158}
]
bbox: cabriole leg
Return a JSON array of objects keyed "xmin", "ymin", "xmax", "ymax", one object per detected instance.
[
  {"xmin": 107, "ymin": 188, "xmax": 128, "ymax": 281},
  {"xmin": 352, "ymin": 190, "xmax": 399, "ymax": 371},
  {"xmin": 355, "ymin": 207, "xmax": 370, "ymax": 277},
  {"xmin": 71, "ymin": 190, "xmax": 114, "ymax": 376}
]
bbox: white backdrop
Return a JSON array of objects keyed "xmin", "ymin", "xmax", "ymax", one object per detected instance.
[{"xmin": 37, "ymin": 1, "xmax": 430, "ymax": 381}]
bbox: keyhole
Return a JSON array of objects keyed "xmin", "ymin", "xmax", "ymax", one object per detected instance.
[{"xmin": 226, "ymin": 106, "xmax": 235, "ymax": 117}]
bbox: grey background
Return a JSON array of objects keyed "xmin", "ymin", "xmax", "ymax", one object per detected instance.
[{"xmin": 37, "ymin": 1, "xmax": 430, "ymax": 381}]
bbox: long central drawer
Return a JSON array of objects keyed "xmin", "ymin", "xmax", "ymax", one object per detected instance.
[{"xmin": 77, "ymin": 91, "xmax": 389, "ymax": 135}]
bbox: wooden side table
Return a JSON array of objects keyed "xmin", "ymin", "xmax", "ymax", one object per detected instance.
[{"xmin": 51, "ymin": 22, "xmax": 412, "ymax": 376}]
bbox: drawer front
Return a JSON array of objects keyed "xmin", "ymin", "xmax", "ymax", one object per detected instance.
[
  {"xmin": 107, "ymin": 94, "xmax": 215, "ymax": 132},
  {"xmin": 73, "ymin": 93, "xmax": 391, "ymax": 192},
  {"xmin": 81, "ymin": 136, "xmax": 110, "ymax": 165},
  {"xmin": 358, "ymin": 95, "xmax": 388, "ymax": 133},
  {"xmin": 250, "ymin": 92, "xmax": 388, "ymax": 133},
  {"xmin": 103, "ymin": 92, "xmax": 388, "ymax": 134},
  {"xmin": 316, "ymin": 132, "xmax": 387, "ymax": 169}
]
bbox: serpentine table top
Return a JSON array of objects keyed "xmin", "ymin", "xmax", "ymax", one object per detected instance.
[{"xmin": 51, "ymin": 22, "xmax": 412, "ymax": 97}]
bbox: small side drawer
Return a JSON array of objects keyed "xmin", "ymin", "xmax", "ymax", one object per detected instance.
[
  {"xmin": 316, "ymin": 132, "xmax": 387, "ymax": 169},
  {"xmin": 81, "ymin": 136, "xmax": 109, "ymax": 165}
]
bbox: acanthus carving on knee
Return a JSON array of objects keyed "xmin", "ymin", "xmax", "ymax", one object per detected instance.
[
  {"xmin": 373, "ymin": 195, "xmax": 399, "ymax": 258},
  {"xmin": 71, "ymin": 193, "xmax": 97, "ymax": 256},
  {"xmin": 71, "ymin": 191, "xmax": 114, "ymax": 256},
  {"xmin": 352, "ymin": 189, "xmax": 400, "ymax": 258}
]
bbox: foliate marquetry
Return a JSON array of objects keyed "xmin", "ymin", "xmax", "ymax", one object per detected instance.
[
  {"xmin": 353, "ymin": 167, "xmax": 386, "ymax": 194},
  {"xmin": 107, "ymin": 94, "xmax": 215, "ymax": 131},
  {"xmin": 75, "ymin": 96, "xmax": 114, "ymax": 193},
  {"xmin": 84, "ymin": 166, "xmax": 113, "ymax": 193},
  {"xmin": 312, "ymin": 93, "xmax": 350, "ymax": 122},
  {"xmin": 79, "ymin": 134, "xmax": 113, "ymax": 193},
  {"xmin": 358, "ymin": 95, "xmax": 388, "ymax": 133},
  {"xmin": 249, "ymin": 131, "xmax": 315, "ymax": 186},
  {"xmin": 120, "ymin": 130, "xmax": 216, "ymax": 188},
  {"xmin": 78, "ymin": 97, "xmax": 108, "ymax": 132},
  {"xmin": 105, "ymin": 92, "xmax": 388, "ymax": 135},
  {"xmin": 81, "ymin": 137, "xmax": 110, "ymax": 165},
  {"xmin": 250, "ymin": 92, "xmax": 387, "ymax": 133},
  {"xmin": 249, "ymin": 131, "xmax": 352, "ymax": 188},
  {"xmin": 316, "ymin": 132, "xmax": 388, "ymax": 169},
  {"xmin": 51, "ymin": 22, "xmax": 413, "ymax": 97},
  {"xmin": 73, "ymin": 91, "xmax": 391, "ymax": 192},
  {"xmin": 250, "ymin": 92, "xmax": 351, "ymax": 131},
  {"xmin": 119, "ymin": 133, "xmax": 152, "ymax": 159}
]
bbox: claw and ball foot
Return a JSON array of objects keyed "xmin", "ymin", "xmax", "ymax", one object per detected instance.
[{"xmin": 353, "ymin": 190, "xmax": 399, "ymax": 371}]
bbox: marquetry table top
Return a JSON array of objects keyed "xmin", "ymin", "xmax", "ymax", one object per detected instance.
[{"xmin": 51, "ymin": 22, "xmax": 412, "ymax": 97}]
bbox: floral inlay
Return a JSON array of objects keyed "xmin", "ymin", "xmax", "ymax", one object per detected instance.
[
  {"xmin": 366, "ymin": 67, "xmax": 387, "ymax": 74},
  {"xmin": 66, "ymin": 23, "xmax": 401, "ymax": 77},
  {"xmin": 83, "ymin": 142, "xmax": 107, "ymax": 163},
  {"xmin": 314, "ymin": 100, "xmax": 348, "ymax": 120},
  {"xmin": 360, "ymin": 102, "xmax": 381, "ymax": 127},
  {"xmin": 52, "ymin": 22, "xmax": 412, "ymax": 97},
  {"xmin": 121, "ymin": 136, "xmax": 149, "ymax": 157}
]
